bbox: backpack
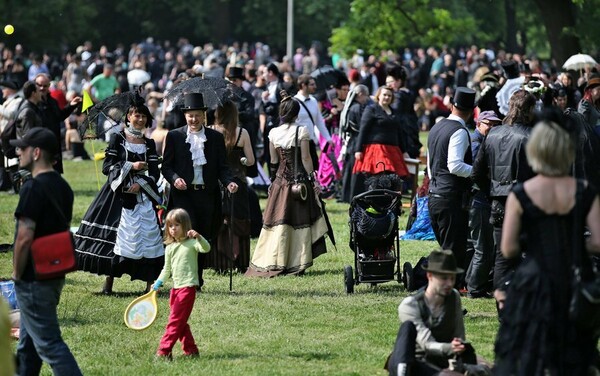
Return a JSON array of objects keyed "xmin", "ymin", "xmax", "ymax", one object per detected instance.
[{"xmin": 0, "ymin": 98, "xmax": 26, "ymax": 159}]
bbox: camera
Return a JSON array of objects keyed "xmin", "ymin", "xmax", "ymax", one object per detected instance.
[
  {"xmin": 12, "ymin": 169, "xmax": 31, "ymax": 184},
  {"xmin": 11, "ymin": 169, "xmax": 31, "ymax": 193}
]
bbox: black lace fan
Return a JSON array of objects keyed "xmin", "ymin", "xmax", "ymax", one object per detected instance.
[
  {"xmin": 165, "ymin": 77, "xmax": 243, "ymax": 109},
  {"xmin": 79, "ymin": 91, "xmax": 146, "ymax": 139}
]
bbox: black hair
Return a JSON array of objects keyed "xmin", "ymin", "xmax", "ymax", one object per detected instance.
[
  {"xmin": 335, "ymin": 75, "xmax": 350, "ymax": 89},
  {"xmin": 127, "ymin": 104, "xmax": 153, "ymax": 127},
  {"xmin": 23, "ymin": 81, "xmax": 37, "ymax": 99}
]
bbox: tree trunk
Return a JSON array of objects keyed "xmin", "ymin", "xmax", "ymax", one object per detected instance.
[
  {"xmin": 211, "ymin": 1, "xmax": 231, "ymax": 43},
  {"xmin": 533, "ymin": 0, "xmax": 581, "ymax": 65},
  {"xmin": 504, "ymin": 0, "xmax": 518, "ymax": 53}
]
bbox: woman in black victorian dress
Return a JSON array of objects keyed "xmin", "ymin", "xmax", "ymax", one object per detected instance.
[{"xmin": 75, "ymin": 95, "xmax": 164, "ymax": 294}]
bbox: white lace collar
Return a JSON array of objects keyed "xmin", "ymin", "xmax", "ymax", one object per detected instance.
[{"xmin": 185, "ymin": 126, "xmax": 207, "ymax": 167}]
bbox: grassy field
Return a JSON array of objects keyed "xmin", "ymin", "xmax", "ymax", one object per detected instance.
[{"xmin": 0, "ymin": 139, "xmax": 499, "ymax": 375}]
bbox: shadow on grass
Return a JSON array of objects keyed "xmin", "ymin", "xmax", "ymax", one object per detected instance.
[
  {"xmin": 88, "ymin": 290, "xmax": 172, "ymax": 298},
  {"xmin": 197, "ymin": 351, "xmax": 336, "ymax": 361},
  {"xmin": 207, "ymin": 284, "xmax": 405, "ymax": 298},
  {"xmin": 288, "ymin": 351, "xmax": 336, "ymax": 361},
  {"xmin": 72, "ymin": 189, "xmax": 104, "ymax": 197}
]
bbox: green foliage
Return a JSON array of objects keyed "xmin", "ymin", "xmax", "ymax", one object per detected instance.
[
  {"xmin": 237, "ymin": 0, "xmax": 350, "ymax": 53},
  {"xmin": 330, "ymin": 0, "xmax": 478, "ymax": 57},
  {"xmin": 576, "ymin": 0, "xmax": 600, "ymax": 53},
  {"xmin": 0, "ymin": 0, "xmax": 350, "ymax": 55}
]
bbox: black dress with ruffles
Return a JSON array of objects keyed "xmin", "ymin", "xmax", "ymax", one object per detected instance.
[
  {"xmin": 494, "ymin": 181, "xmax": 598, "ymax": 376},
  {"xmin": 74, "ymin": 132, "xmax": 164, "ymax": 282}
]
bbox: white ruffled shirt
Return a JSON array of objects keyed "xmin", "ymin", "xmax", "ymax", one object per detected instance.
[{"xmin": 186, "ymin": 126, "xmax": 207, "ymax": 184}]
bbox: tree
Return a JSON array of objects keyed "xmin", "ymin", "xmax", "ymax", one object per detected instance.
[
  {"xmin": 532, "ymin": 0, "xmax": 581, "ymax": 65},
  {"xmin": 329, "ymin": 0, "xmax": 477, "ymax": 57}
]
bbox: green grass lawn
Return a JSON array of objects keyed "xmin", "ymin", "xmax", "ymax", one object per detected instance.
[{"xmin": 0, "ymin": 139, "xmax": 499, "ymax": 375}]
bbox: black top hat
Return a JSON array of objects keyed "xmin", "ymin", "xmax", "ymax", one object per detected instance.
[
  {"xmin": 422, "ymin": 249, "xmax": 464, "ymax": 274},
  {"xmin": 10, "ymin": 127, "xmax": 59, "ymax": 158},
  {"xmin": 181, "ymin": 93, "xmax": 207, "ymax": 111},
  {"xmin": 227, "ymin": 66, "xmax": 245, "ymax": 80},
  {"xmin": 0, "ymin": 80, "xmax": 18, "ymax": 90},
  {"xmin": 452, "ymin": 87, "xmax": 476, "ymax": 111},
  {"xmin": 501, "ymin": 60, "xmax": 520, "ymax": 79}
]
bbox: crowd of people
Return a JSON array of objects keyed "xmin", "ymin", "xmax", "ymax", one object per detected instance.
[{"xmin": 2, "ymin": 36, "xmax": 600, "ymax": 374}]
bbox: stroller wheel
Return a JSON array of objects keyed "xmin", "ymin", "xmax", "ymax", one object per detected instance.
[
  {"xmin": 402, "ymin": 262, "xmax": 414, "ymax": 291},
  {"xmin": 344, "ymin": 265, "xmax": 354, "ymax": 294}
]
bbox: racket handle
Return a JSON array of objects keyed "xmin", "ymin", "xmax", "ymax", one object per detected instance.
[{"xmin": 153, "ymin": 280, "xmax": 163, "ymax": 290}]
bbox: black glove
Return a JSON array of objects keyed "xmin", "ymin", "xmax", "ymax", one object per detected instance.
[{"xmin": 268, "ymin": 163, "xmax": 279, "ymax": 182}]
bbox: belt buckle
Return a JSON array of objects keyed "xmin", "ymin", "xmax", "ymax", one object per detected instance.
[{"xmin": 193, "ymin": 184, "xmax": 203, "ymax": 190}]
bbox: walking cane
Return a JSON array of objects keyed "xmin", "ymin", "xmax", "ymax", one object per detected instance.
[{"xmin": 228, "ymin": 190, "xmax": 234, "ymax": 292}]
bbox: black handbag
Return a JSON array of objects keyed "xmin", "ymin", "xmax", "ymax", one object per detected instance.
[
  {"xmin": 290, "ymin": 126, "xmax": 307, "ymax": 201},
  {"xmin": 568, "ymin": 180, "xmax": 600, "ymax": 335}
]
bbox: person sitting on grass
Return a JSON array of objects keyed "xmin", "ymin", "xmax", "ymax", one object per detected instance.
[
  {"xmin": 385, "ymin": 249, "xmax": 491, "ymax": 376},
  {"xmin": 152, "ymin": 208, "xmax": 210, "ymax": 360}
]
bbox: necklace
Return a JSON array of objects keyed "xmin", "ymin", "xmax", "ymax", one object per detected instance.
[{"xmin": 125, "ymin": 126, "xmax": 144, "ymax": 139}]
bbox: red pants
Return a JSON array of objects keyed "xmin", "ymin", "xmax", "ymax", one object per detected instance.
[{"xmin": 157, "ymin": 286, "xmax": 199, "ymax": 355}]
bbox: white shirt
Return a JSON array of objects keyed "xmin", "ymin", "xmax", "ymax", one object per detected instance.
[
  {"xmin": 264, "ymin": 80, "xmax": 279, "ymax": 103},
  {"xmin": 293, "ymin": 92, "xmax": 332, "ymax": 145},
  {"xmin": 427, "ymin": 114, "xmax": 472, "ymax": 179},
  {"xmin": 0, "ymin": 94, "xmax": 23, "ymax": 133}
]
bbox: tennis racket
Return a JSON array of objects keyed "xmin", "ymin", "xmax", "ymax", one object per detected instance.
[{"xmin": 124, "ymin": 290, "xmax": 158, "ymax": 330}]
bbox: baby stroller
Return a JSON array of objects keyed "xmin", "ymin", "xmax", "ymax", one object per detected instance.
[{"xmin": 344, "ymin": 189, "xmax": 402, "ymax": 293}]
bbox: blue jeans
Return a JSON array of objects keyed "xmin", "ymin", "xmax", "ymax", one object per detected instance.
[{"xmin": 14, "ymin": 279, "xmax": 82, "ymax": 376}]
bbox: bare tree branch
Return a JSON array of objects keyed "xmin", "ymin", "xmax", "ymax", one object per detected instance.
[{"xmin": 396, "ymin": 0, "xmax": 423, "ymax": 35}]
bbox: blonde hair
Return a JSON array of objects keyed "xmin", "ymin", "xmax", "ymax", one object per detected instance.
[
  {"xmin": 374, "ymin": 86, "xmax": 394, "ymax": 103},
  {"xmin": 526, "ymin": 120, "xmax": 575, "ymax": 176},
  {"xmin": 163, "ymin": 208, "xmax": 193, "ymax": 245}
]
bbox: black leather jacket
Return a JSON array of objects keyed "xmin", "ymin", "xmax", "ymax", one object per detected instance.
[{"xmin": 471, "ymin": 123, "xmax": 535, "ymax": 198}]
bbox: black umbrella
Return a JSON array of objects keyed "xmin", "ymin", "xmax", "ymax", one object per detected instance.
[
  {"xmin": 319, "ymin": 197, "xmax": 337, "ymax": 248},
  {"xmin": 79, "ymin": 91, "xmax": 144, "ymax": 139},
  {"xmin": 165, "ymin": 77, "xmax": 243, "ymax": 109},
  {"xmin": 310, "ymin": 66, "xmax": 346, "ymax": 93}
]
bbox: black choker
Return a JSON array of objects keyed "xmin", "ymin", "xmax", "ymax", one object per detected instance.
[{"xmin": 125, "ymin": 127, "xmax": 144, "ymax": 139}]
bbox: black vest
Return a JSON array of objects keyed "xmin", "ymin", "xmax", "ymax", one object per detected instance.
[
  {"xmin": 413, "ymin": 289, "xmax": 457, "ymax": 343},
  {"xmin": 428, "ymin": 118, "xmax": 472, "ymax": 194}
]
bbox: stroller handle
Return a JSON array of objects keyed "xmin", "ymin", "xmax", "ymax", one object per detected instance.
[
  {"xmin": 352, "ymin": 189, "xmax": 402, "ymax": 201},
  {"xmin": 351, "ymin": 189, "xmax": 402, "ymax": 213}
]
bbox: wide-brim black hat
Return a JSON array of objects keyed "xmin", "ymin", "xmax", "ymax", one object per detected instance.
[
  {"xmin": 452, "ymin": 87, "xmax": 476, "ymax": 111},
  {"xmin": 0, "ymin": 80, "xmax": 18, "ymax": 90},
  {"xmin": 227, "ymin": 66, "xmax": 245, "ymax": 80},
  {"xmin": 181, "ymin": 92, "xmax": 208, "ymax": 111},
  {"xmin": 422, "ymin": 249, "xmax": 464, "ymax": 274}
]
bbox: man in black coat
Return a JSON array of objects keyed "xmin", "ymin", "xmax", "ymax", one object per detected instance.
[
  {"xmin": 162, "ymin": 93, "xmax": 238, "ymax": 289},
  {"xmin": 471, "ymin": 90, "xmax": 536, "ymax": 302},
  {"xmin": 34, "ymin": 73, "xmax": 82, "ymax": 173}
]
